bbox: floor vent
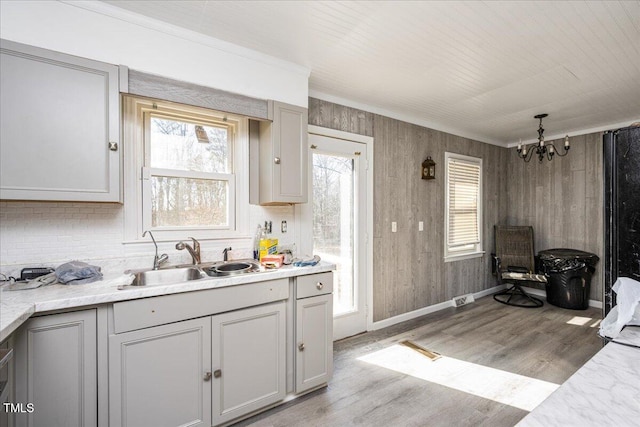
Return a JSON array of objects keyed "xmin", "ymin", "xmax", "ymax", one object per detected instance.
[
  {"xmin": 452, "ymin": 294, "xmax": 475, "ymax": 307},
  {"xmin": 399, "ymin": 340, "xmax": 441, "ymax": 361}
]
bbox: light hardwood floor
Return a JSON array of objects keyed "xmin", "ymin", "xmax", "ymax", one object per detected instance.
[{"xmin": 238, "ymin": 296, "xmax": 603, "ymax": 427}]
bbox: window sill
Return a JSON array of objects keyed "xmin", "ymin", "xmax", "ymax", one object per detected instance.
[{"xmin": 444, "ymin": 251, "xmax": 485, "ymax": 263}]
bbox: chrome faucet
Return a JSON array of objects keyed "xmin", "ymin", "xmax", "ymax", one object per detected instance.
[
  {"xmin": 223, "ymin": 247, "xmax": 232, "ymax": 262},
  {"xmin": 143, "ymin": 230, "xmax": 169, "ymax": 270},
  {"xmin": 176, "ymin": 237, "xmax": 201, "ymax": 265}
]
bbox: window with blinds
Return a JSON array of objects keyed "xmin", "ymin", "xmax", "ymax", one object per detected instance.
[{"xmin": 444, "ymin": 152, "xmax": 483, "ymax": 261}]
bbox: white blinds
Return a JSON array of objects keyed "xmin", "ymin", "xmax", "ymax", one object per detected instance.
[{"xmin": 447, "ymin": 157, "xmax": 481, "ymax": 247}]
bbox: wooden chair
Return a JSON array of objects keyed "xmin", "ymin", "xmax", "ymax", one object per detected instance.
[{"xmin": 493, "ymin": 226, "xmax": 546, "ymax": 308}]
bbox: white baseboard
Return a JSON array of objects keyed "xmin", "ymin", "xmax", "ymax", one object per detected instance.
[
  {"xmin": 369, "ymin": 284, "xmax": 604, "ymax": 332},
  {"xmin": 370, "ymin": 284, "xmax": 507, "ymax": 331}
]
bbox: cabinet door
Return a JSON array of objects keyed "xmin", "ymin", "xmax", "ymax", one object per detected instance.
[
  {"xmin": 295, "ymin": 294, "xmax": 333, "ymax": 393},
  {"xmin": 109, "ymin": 317, "xmax": 211, "ymax": 427},
  {"xmin": 255, "ymin": 102, "xmax": 308, "ymax": 205},
  {"xmin": 14, "ymin": 310, "xmax": 97, "ymax": 427},
  {"xmin": 0, "ymin": 340, "xmax": 12, "ymax": 427},
  {"xmin": 273, "ymin": 102, "xmax": 308, "ymax": 203},
  {"xmin": 212, "ymin": 301, "xmax": 286, "ymax": 425},
  {"xmin": 0, "ymin": 39, "xmax": 121, "ymax": 202}
]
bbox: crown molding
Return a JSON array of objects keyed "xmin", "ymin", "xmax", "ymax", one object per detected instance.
[
  {"xmin": 61, "ymin": 0, "xmax": 310, "ymax": 78},
  {"xmin": 309, "ymin": 89, "xmax": 507, "ymax": 148}
]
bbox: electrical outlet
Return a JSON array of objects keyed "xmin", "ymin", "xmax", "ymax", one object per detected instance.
[
  {"xmin": 281, "ymin": 220, "xmax": 287, "ymax": 233},
  {"xmin": 391, "ymin": 222, "xmax": 397, "ymax": 233},
  {"xmin": 419, "ymin": 221, "xmax": 424, "ymax": 231}
]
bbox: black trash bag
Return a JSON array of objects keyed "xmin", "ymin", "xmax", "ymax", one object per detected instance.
[
  {"xmin": 538, "ymin": 248, "xmax": 599, "ymax": 273},
  {"xmin": 538, "ymin": 249, "xmax": 599, "ymax": 310}
]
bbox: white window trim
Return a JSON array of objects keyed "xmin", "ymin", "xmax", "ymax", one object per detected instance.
[
  {"xmin": 444, "ymin": 152, "xmax": 484, "ymax": 262},
  {"xmin": 122, "ymin": 95, "xmax": 250, "ymax": 244}
]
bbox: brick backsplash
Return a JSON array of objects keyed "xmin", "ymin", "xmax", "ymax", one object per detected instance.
[
  {"xmin": 0, "ymin": 201, "xmax": 298, "ymax": 277},
  {"xmin": 0, "ymin": 202, "xmax": 124, "ymax": 267}
]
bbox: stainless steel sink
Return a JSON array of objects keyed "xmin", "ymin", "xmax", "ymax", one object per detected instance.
[
  {"xmin": 204, "ymin": 260, "xmax": 261, "ymax": 277},
  {"xmin": 126, "ymin": 267, "xmax": 205, "ymax": 287},
  {"xmin": 118, "ymin": 259, "xmax": 261, "ymax": 290}
]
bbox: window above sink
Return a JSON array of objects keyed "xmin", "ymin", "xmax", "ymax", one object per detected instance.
[{"xmin": 122, "ymin": 95, "xmax": 250, "ymax": 243}]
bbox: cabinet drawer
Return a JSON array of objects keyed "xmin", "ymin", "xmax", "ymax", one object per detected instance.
[
  {"xmin": 113, "ymin": 279, "xmax": 289, "ymax": 333},
  {"xmin": 296, "ymin": 272, "xmax": 333, "ymax": 299}
]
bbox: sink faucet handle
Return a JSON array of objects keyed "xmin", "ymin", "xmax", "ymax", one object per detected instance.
[
  {"xmin": 223, "ymin": 246, "xmax": 232, "ymax": 261},
  {"xmin": 188, "ymin": 237, "xmax": 200, "ymax": 252},
  {"xmin": 157, "ymin": 253, "xmax": 169, "ymax": 267},
  {"xmin": 186, "ymin": 237, "xmax": 201, "ymax": 264}
]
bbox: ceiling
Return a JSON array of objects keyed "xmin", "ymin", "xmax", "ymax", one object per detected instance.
[{"xmin": 101, "ymin": 0, "xmax": 640, "ymax": 146}]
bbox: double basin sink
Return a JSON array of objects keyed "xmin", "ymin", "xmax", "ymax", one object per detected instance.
[{"xmin": 121, "ymin": 260, "xmax": 262, "ymax": 289}]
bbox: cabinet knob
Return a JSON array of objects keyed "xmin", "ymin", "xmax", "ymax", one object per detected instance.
[
  {"xmin": 204, "ymin": 371, "xmax": 212, "ymax": 381},
  {"xmin": 316, "ymin": 282, "xmax": 324, "ymax": 290},
  {"xmin": 274, "ymin": 157, "xmax": 281, "ymax": 164},
  {"xmin": 108, "ymin": 142, "xmax": 118, "ymax": 151},
  {"xmin": 213, "ymin": 369, "xmax": 222, "ymax": 378},
  {"xmin": 298, "ymin": 343, "xmax": 305, "ymax": 351}
]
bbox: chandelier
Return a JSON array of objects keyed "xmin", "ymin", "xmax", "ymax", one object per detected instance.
[{"xmin": 517, "ymin": 114, "xmax": 570, "ymax": 162}]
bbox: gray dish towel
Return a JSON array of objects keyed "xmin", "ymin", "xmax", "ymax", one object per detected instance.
[{"xmin": 55, "ymin": 261, "xmax": 103, "ymax": 284}]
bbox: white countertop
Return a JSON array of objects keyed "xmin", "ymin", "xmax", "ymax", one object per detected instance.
[
  {"xmin": 518, "ymin": 327, "xmax": 640, "ymax": 427},
  {"xmin": 0, "ymin": 262, "xmax": 334, "ymax": 342}
]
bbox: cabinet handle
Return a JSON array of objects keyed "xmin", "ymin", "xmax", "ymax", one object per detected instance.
[
  {"xmin": 274, "ymin": 157, "xmax": 281, "ymax": 164},
  {"xmin": 108, "ymin": 142, "xmax": 118, "ymax": 151},
  {"xmin": 213, "ymin": 369, "xmax": 222, "ymax": 378},
  {"xmin": 316, "ymin": 282, "xmax": 324, "ymax": 290},
  {"xmin": 298, "ymin": 343, "xmax": 305, "ymax": 351},
  {"xmin": 204, "ymin": 371, "xmax": 212, "ymax": 381}
]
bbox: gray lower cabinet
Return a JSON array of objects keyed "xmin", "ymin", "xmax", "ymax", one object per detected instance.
[
  {"xmin": 295, "ymin": 295, "xmax": 333, "ymax": 393},
  {"xmin": 1, "ymin": 340, "xmax": 13, "ymax": 427},
  {"xmin": 295, "ymin": 273, "xmax": 334, "ymax": 394},
  {"xmin": 14, "ymin": 309, "xmax": 97, "ymax": 427},
  {"xmin": 108, "ymin": 300, "xmax": 286, "ymax": 427},
  {"xmin": 108, "ymin": 317, "xmax": 212, "ymax": 427},
  {"xmin": 212, "ymin": 301, "xmax": 286, "ymax": 425}
]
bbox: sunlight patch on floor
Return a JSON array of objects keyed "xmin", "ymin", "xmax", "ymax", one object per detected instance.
[
  {"xmin": 566, "ymin": 316, "xmax": 593, "ymax": 326},
  {"xmin": 590, "ymin": 319, "xmax": 601, "ymax": 328},
  {"xmin": 357, "ymin": 344, "xmax": 559, "ymax": 412}
]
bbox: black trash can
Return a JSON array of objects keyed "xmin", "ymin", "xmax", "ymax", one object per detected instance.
[{"xmin": 538, "ymin": 248, "xmax": 599, "ymax": 310}]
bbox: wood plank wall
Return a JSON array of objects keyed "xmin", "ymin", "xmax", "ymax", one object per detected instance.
[
  {"xmin": 309, "ymin": 98, "xmax": 509, "ymax": 322},
  {"xmin": 309, "ymin": 98, "xmax": 604, "ymax": 321},
  {"xmin": 506, "ymin": 133, "xmax": 604, "ymax": 301}
]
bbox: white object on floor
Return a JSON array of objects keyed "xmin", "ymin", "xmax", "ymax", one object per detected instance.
[{"xmin": 599, "ymin": 277, "xmax": 640, "ymax": 339}]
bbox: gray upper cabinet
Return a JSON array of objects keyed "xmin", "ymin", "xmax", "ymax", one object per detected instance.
[
  {"xmin": 250, "ymin": 101, "xmax": 308, "ymax": 205},
  {"xmin": 0, "ymin": 39, "xmax": 122, "ymax": 202},
  {"xmin": 14, "ymin": 309, "xmax": 97, "ymax": 427}
]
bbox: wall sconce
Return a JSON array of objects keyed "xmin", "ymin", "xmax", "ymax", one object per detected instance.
[{"xmin": 421, "ymin": 156, "xmax": 436, "ymax": 180}]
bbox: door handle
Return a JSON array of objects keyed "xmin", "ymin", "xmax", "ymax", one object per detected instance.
[
  {"xmin": 298, "ymin": 343, "xmax": 305, "ymax": 351},
  {"xmin": 204, "ymin": 371, "xmax": 212, "ymax": 381},
  {"xmin": 213, "ymin": 369, "xmax": 222, "ymax": 378}
]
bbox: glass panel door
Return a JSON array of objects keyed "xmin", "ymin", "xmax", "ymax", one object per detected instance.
[
  {"xmin": 305, "ymin": 133, "xmax": 368, "ymax": 340},
  {"xmin": 312, "ymin": 154, "xmax": 355, "ymax": 316}
]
